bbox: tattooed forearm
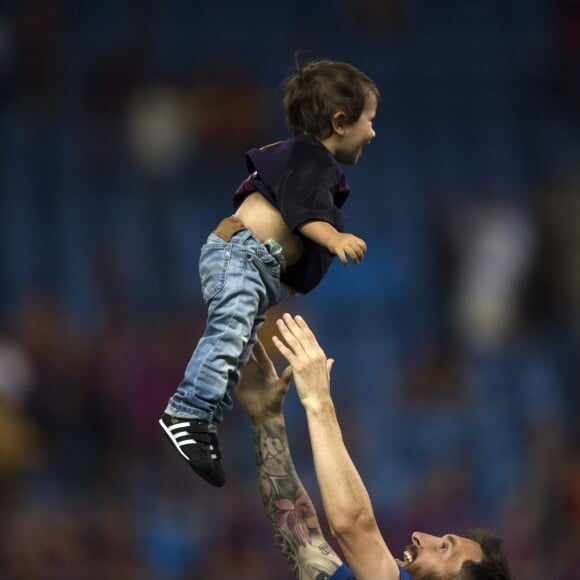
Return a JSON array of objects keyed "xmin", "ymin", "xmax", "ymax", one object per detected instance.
[
  {"xmin": 252, "ymin": 419, "xmax": 343, "ymax": 579},
  {"xmin": 274, "ymin": 527, "xmax": 300, "ymax": 577}
]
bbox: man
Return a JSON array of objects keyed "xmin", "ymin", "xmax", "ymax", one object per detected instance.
[{"xmin": 235, "ymin": 313, "xmax": 512, "ymax": 579}]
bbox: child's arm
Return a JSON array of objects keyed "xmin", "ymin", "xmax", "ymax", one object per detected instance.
[{"xmin": 298, "ymin": 220, "xmax": 367, "ymax": 265}]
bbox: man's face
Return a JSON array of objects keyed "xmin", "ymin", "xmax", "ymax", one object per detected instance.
[{"xmin": 400, "ymin": 531, "xmax": 483, "ymax": 578}]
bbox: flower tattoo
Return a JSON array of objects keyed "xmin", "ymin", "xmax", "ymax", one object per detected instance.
[{"xmin": 274, "ymin": 488, "xmax": 318, "ymax": 546}]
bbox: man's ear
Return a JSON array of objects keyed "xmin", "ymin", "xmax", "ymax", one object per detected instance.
[{"xmin": 331, "ymin": 111, "xmax": 347, "ymax": 135}]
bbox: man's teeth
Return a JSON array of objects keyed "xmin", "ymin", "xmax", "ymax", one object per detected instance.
[{"xmin": 403, "ymin": 550, "xmax": 414, "ymax": 563}]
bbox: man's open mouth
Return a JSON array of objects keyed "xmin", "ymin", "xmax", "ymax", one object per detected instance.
[{"xmin": 402, "ymin": 545, "xmax": 417, "ymax": 564}]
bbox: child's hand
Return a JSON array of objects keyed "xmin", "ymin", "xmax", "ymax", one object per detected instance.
[{"xmin": 327, "ymin": 232, "xmax": 367, "ymax": 265}]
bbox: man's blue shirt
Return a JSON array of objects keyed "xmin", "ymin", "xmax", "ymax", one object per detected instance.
[{"xmin": 330, "ymin": 563, "xmax": 412, "ymax": 580}]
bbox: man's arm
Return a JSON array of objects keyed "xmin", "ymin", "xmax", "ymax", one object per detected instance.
[
  {"xmin": 273, "ymin": 314, "xmax": 401, "ymax": 580},
  {"xmin": 236, "ymin": 340, "xmax": 343, "ymax": 579},
  {"xmin": 251, "ymin": 414, "xmax": 344, "ymax": 579}
]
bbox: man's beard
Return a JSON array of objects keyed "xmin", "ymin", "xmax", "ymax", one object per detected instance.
[
  {"xmin": 405, "ymin": 565, "xmax": 441, "ymax": 580},
  {"xmin": 402, "ymin": 545, "xmax": 441, "ymax": 580}
]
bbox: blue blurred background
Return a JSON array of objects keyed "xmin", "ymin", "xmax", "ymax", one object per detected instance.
[{"xmin": 0, "ymin": 0, "xmax": 579, "ymax": 578}]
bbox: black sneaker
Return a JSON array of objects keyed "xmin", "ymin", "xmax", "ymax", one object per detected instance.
[{"xmin": 159, "ymin": 413, "xmax": 225, "ymax": 487}]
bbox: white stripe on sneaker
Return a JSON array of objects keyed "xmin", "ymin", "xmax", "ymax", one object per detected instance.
[
  {"xmin": 167, "ymin": 421, "xmax": 190, "ymax": 431},
  {"xmin": 173, "ymin": 430, "xmax": 190, "ymax": 440},
  {"xmin": 159, "ymin": 418, "xmax": 197, "ymax": 461}
]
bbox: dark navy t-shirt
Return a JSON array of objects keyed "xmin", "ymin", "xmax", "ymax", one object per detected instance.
[
  {"xmin": 234, "ymin": 135, "xmax": 350, "ymax": 294},
  {"xmin": 330, "ymin": 563, "xmax": 412, "ymax": 579}
]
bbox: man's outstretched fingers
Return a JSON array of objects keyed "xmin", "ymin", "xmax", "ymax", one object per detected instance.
[
  {"xmin": 252, "ymin": 339, "xmax": 269, "ymax": 362},
  {"xmin": 282, "ymin": 313, "xmax": 314, "ymax": 347},
  {"xmin": 272, "ymin": 333, "xmax": 295, "ymax": 364},
  {"xmin": 276, "ymin": 316, "xmax": 304, "ymax": 355},
  {"xmin": 293, "ymin": 315, "xmax": 319, "ymax": 345}
]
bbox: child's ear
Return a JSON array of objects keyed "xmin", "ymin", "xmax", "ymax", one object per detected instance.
[{"xmin": 331, "ymin": 111, "xmax": 347, "ymax": 135}]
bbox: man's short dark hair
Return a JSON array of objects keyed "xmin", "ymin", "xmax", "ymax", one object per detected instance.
[{"xmin": 455, "ymin": 529, "xmax": 512, "ymax": 580}]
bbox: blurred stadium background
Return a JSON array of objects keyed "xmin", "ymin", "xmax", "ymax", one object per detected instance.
[{"xmin": 0, "ymin": 0, "xmax": 579, "ymax": 578}]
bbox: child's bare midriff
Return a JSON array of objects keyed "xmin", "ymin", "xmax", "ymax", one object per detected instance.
[{"xmin": 234, "ymin": 192, "xmax": 305, "ymax": 267}]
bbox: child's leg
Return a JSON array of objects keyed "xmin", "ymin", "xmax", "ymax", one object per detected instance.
[
  {"xmin": 219, "ymin": 310, "xmax": 267, "ymax": 418},
  {"xmin": 159, "ymin": 228, "xmax": 283, "ymax": 486},
  {"xmin": 164, "ymin": 231, "xmax": 282, "ymax": 423}
]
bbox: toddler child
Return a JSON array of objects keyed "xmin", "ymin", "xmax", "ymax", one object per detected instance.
[{"xmin": 160, "ymin": 59, "xmax": 379, "ymax": 486}]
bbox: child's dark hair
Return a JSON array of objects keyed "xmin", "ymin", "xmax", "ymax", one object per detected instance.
[{"xmin": 282, "ymin": 59, "xmax": 379, "ymax": 139}]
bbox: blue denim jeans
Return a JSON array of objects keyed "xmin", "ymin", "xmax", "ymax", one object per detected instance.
[{"xmin": 165, "ymin": 229, "xmax": 285, "ymax": 423}]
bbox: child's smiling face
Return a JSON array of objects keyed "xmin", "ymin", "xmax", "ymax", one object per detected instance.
[{"xmin": 333, "ymin": 93, "xmax": 377, "ymax": 165}]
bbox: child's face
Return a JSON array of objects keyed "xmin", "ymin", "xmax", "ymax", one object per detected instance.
[{"xmin": 334, "ymin": 93, "xmax": 377, "ymax": 165}]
